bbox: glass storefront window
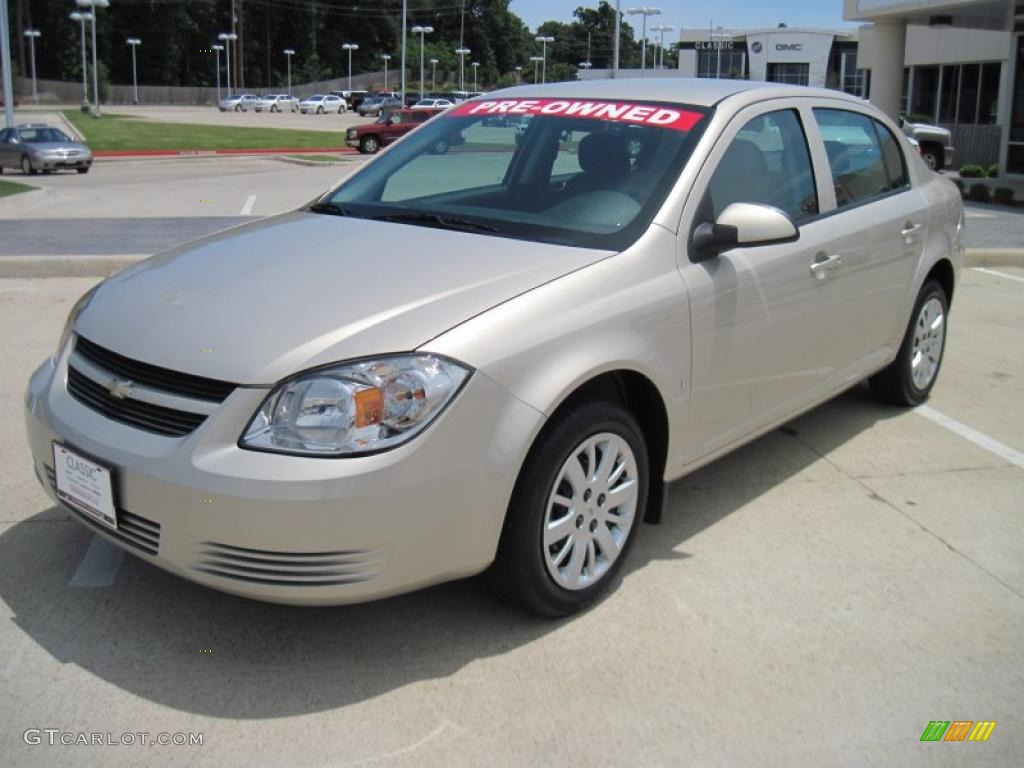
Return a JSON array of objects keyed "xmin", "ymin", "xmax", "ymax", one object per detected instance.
[
  {"xmin": 767, "ymin": 63, "xmax": 810, "ymax": 86},
  {"xmin": 939, "ymin": 64, "xmax": 960, "ymax": 123},
  {"xmin": 958, "ymin": 63, "xmax": 979, "ymax": 124},
  {"xmin": 910, "ymin": 66, "xmax": 939, "ymax": 122},
  {"xmin": 979, "ymin": 62, "xmax": 1001, "ymax": 125}
]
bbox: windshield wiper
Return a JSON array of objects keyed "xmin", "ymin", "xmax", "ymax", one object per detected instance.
[
  {"xmin": 371, "ymin": 211, "xmax": 500, "ymax": 235},
  {"xmin": 308, "ymin": 200, "xmax": 352, "ymax": 217}
]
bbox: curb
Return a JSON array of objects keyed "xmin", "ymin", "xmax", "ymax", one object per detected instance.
[
  {"xmin": 964, "ymin": 249, "xmax": 1024, "ymax": 267},
  {"xmin": 93, "ymin": 147, "xmax": 357, "ymax": 160},
  {"xmin": 275, "ymin": 155, "xmax": 356, "ymax": 167},
  {"xmin": 0, "ymin": 255, "xmax": 144, "ymax": 279}
]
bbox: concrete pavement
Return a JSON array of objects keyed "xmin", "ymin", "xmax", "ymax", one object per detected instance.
[{"xmin": 0, "ymin": 268, "xmax": 1022, "ymax": 767}]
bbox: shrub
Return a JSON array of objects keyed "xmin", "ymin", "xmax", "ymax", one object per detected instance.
[
  {"xmin": 959, "ymin": 164, "xmax": 987, "ymax": 178},
  {"xmin": 988, "ymin": 164, "xmax": 999, "ymax": 178},
  {"xmin": 967, "ymin": 183, "xmax": 990, "ymax": 202},
  {"xmin": 993, "ymin": 187, "xmax": 1014, "ymax": 205}
]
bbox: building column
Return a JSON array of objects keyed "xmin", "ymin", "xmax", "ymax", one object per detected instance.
[{"xmin": 868, "ymin": 19, "xmax": 906, "ymax": 120}]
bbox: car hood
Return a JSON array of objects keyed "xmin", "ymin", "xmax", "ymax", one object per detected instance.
[
  {"xmin": 75, "ymin": 212, "xmax": 612, "ymax": 385},
  {"xmin": 30, "ymin": 142, "xmax": 90, "ymax": 153}
]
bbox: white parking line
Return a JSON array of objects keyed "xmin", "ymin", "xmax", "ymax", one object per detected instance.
[
  {"xmin": 70, "ymin": 535, "xmax": 124, "ymax": 587},
  {"xmin": 972, "ymin": 267, "xmax": 1024, "ymax": 284},
  {"xmin": 965, "ymin": 212, "xmax": 997, "ymax": 219},
  {"xmin": 240, "ymin": 194, "xmax": 257, "ymax": 216},
  {"xmin": 916, "ymin": 405, "xmax": 1024, "ymax": 469}
]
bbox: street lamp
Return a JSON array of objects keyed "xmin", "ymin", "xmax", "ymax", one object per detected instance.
[
  {"xmin": 341, "ymin": 43, "xmax": 359, "ymax": 93},
  {"xmin": 382, "ymin": 53, "xmax": 391, "ymax": 92},
  {"xmin": 218, "ymin": 32, "xmax": 237, "ymax": 96},
  {"xmin": 282, "ymin": 49, "xmax": 295, "ymax": 96},
  {"xmin": 710, "ymin": 26, "xmax": 730, "ymax": 79},
  {"xmin": 69, "ymin": 12, "xmax": 92, "ymax": 107},
  {"xmin": 23, "ymin": 29, "xmax": 40, "ymax": 103},
  {"xmin": 471, "ymin": 61, "xmax": 479, "ymax": 92},
  {"xmin": 410, "ymin": 25, "xmax": 433, "ymax": 100},
  {"xmin": 650, "ymin": 25, "xmax": 674, "ymax": 69},
  {"xmin": 429, "ymin": 57, "xmax": 438, "ymax": 93},
  {"xmin": 126, "ymin": 37, "xmax": 141, "ymax": 104},
  {"xmin": 211, "ymin": 44, "xmax": 224, "ymax": 102},
  {"xmin": 627, "ymin": 7, "xmax": 661, "ymax": 74},
  {"xmin": 578, "ymin": 61, "xmax": 592, "ymax": 78},
  {"xmin": 529, "ymin": 55, "xmax": 544, "ymax": 84},
  {"xmin": 514, "ymin": 65, "xmax": 522, "ymax": 84},
  {"xmin": 534, "ymin": 36, "xmax": 554, "ymax": 84},
  {"xmin": 455, "ymin": 47, "xmax": 470, "ymax": 93},
  {"xmin": 77, "ymin": 0, "xmax": 110, "ymax": 117}
]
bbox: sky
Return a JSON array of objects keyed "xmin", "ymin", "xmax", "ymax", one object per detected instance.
[{"xmin": 510, "ymin": 0, "xmax": 856, "ymax": 33}]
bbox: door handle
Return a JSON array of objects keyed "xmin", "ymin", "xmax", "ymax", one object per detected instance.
[
  {"xmin": 901, "ymin": 221, "xmax": 923, "ymax": 242},
  {"xmin": 810, "ymin": 253, "xmax": 843, "ymax": 280}
]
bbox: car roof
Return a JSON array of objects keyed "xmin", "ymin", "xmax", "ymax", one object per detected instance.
[{"xmin": 481, "ymin": 77, "xmax": 867, "ymax": 109}]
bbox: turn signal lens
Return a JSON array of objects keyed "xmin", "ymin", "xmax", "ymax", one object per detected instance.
[{"xmin": 240, "ymin": 354, "xmax": 470, "ymax": 456}]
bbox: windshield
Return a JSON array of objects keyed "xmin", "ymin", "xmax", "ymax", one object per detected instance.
[
  {"xmin": 317, "ymin": 97, "xmax": 709, "ymax": 250},
  {"xmin": 19, "ymin": 127, "xmax": 72, "ymax": 143}
]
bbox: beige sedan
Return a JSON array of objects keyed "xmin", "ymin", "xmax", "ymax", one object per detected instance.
[{"xmin": 25, "ymin": 79, "xmax": 962, "ymax": 616}]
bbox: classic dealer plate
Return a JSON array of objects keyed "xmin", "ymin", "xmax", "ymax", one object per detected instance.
[{"xmin": 52, "ymin": 442, "xmax": 117, "ymax": 530}]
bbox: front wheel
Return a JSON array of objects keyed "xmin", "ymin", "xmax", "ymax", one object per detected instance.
[
  {"xmin": 77, "ymin": 167, "xmax": 90, "ymax": 174},
  {"xmin": 870, "ymin": 279, "xmax": 948, "ymax": 406},
  {"xmin": 21, "ymin": 156, "xmax": 34, "ymax": 175},
  {"xmin": 431, "ymin": 138, "xmax": 450, "ymax": 155},
  {"xmin": 316, "ymin": 106, "xmax": 324, "ymax": 114},
  {"xmin": 359, "ymin": 135, "xmax": 380, "ymax": 154},
  {"xmin": 921, "ymin": 149, "xmax": 941, "ymax": 171},
  {"xmin": 488, "ymin": 401, "xmax": 649, "ymax": 617},
  {"xmin": 271, "ymin": 105, "xmax": 278, "ymax": 113}
]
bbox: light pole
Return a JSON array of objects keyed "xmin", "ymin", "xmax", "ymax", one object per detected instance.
[
  {"xmin": 399, "ymin": 0, "xmax": 407, "ymax": 100},
  {"xmin": 69, "ymin": 12, "xmax": 92, "ymax": 107},
  {"xmin": 530, "ymin": 55, "xmax": 543, "ymax": 84},
  {"xmin": 212, "ymin": 44, "xmax": 224, "ymax": 102},
  {"xmin": 218, "ymin": 32, "xmax": 237, "ymax": 95},
  {"xmin": 471, "ymin": 61, "xmax": 479, "ymax": 92},
  {"xmin": 613, "ymin": 0, "xmax": 622, "ymax": 74},
  {"xmin": 534, "ymin": 36, "xmax": 554, "ymax": 84},
  {"xmin": 342, "ymin": 43, "xmax": 358, "ymax": 93},
  {"xmin": 282, "ymin": 48, "xmax": 295, "ymax": 95},
  {"xmin": 410, "ymin": 25, "xmax": 433, "ymax": 100},
  {"xmin": 77, "ymin": 0, "xmax": 109, "ymax": 117},
  {"xmin": 23, "ymin": 29, "xmax": 40, "ymax": 103},
  {"xmin": 0, "ymin": 0, "xmax": 13, "ymax": 128},
  {"xmin": 651, "ymin": 25, "xmax": 673, "ymax": 69},
  {"xmin": 514, "ymin": 65, "xmax": 522, "ymax": 84},
  {"xmin": 455, "ymin": 47, "xmax": 470, "ymax": 93},
  {"xmin": 382, "ymin": 53, "xmax": 391, "ymax": 92},
  {"xmin": 627, "ymin": 7, "xmax": 661, "ymax": 74},
  {"xmin": 429, "ymin": 58, "xmax": 438, "ymax": 93},
  {"xmin": 126, "ymin": 37, "xmax": 141, "ymax": 104}
]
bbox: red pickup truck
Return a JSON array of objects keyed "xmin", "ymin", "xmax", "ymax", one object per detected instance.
[{"xmin": 345, "ymin": 108, "xmax": 448, "ymax": 154}]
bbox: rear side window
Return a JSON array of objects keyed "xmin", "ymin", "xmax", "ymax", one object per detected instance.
[
  {"xmin": 814, "ymin": 108, "xmax": 907, "ymax": 208},
  {"xmin": 705, "ymin": 109, "xmax": 818, "ymax": 223}
]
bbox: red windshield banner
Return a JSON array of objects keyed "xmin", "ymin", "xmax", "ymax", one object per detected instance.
[{"xmin": 451, "ymin": 98, "xmax": 703, "ymax": 131}]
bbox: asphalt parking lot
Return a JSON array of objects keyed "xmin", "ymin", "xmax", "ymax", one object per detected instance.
[{"xmin": 1, "ymin": 260, "xmax": 1022, "ymax": 766}]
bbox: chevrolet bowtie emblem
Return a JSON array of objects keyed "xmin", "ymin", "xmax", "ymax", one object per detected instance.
[{"xmin": 108, "ymin": 377, "xmax": 135, "ymax": 400}]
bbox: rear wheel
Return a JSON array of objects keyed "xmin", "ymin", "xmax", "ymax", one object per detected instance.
[
  {"xmin": 360, "ymin": 135, "xmax": 380, "ymax": 154},
  {"xmin": 271, "ymin": 104, "xmax": 279, "ymax": 113},
  {"xmin": 870, "ymin": 279, "xmax": 948, "ymax": 406},
  {"xmin": 316, "ymin": 105, "xmax": 324, "ymax": 114},
  {"xmin": 431, "ymin": 138, "xmax": 449, "ymax": 155},
  {"xmin": 21, "ymin": 156, "xmax": 34, "ymax": 175},
  {"xmin": 77, "ymin": 167, "xmax": 89, "ymax": 174},
  {"xmin": 489, "ymin": 400, "xmax": 648, "ymax": 617},
  {"xmin": 920, "ymin": 145, "xmax": 942, "ymax": 171}
]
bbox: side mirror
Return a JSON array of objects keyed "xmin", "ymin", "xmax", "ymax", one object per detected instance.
[{"xmin": 692, "ymin": 203, "xmax": 798, "ymax": 262}]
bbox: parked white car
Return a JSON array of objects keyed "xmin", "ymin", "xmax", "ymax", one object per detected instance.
[
  {"xmin": 254, "ymin": 94, "xmax": 299, "ymax": 113},
  {"xmin": 411, "ymin": 98, "xmax": 455, "ymax": 110},
  {"xmin": 298, "ymin": 94, "xmax": 347, "ymax": 114},
  {"xmin": 26, "ymin": 79, "xmax": 963, "ymax": 617},
  {"xmin": 218, "ymin": 94, "xmax": 261, "ymax": 112}
]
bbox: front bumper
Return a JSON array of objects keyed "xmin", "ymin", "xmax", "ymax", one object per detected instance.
[
  {"xmin": 25, "ymin": 343, "xmax": 543, "ymax": 605},
  {"xmin": 345, "ymin": 138, "xmax": 360, "ymax": 148},
  {"xmin": 31, "ymin": 156, "xmax": 92, "ymax": 171}
]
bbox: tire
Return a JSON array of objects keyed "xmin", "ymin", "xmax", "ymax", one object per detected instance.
[
  {"xmin": 488, "ymin": 400, "xmax": 649, "ymax": 617},
  {"xmin": 360, "ymin": 135, "xmax": 380, "ymax": 154},
  {"xmin": 77, "ymin": 167, "xmax": 89, "ymax": 174},
  {"xmin": 271, "ymin": 105, "xmax": 278, "ymax": 113},
  {"xmin": 338, "ymin": 106, "xmax": 345, "ymax": 114},
  {"xmin": 431, "ymin": 138, "xmax": 450, "ymax": 155},
  {"xmin": 317, "ymin": 106, "xmax": 324, "ymax": 115},
  {"xmin": 870, "ymin": 279, "xmax": 949, "ymax": 406},
  {"xmin": 21, "ymin": 156, "xmax": 34, "ymax": 175},
  {"xmin": 234, "ymin": 104, "xmax": 241, "ymax": 112},
  {"xmin": 921, "ymin": 148, "xmax": 941, "ymax": 171}
]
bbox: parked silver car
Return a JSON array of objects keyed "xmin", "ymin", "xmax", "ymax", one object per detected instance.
[
  {"xmin": 0, "ymin": 124, "xmax": 93, "ymax": 175},
  {"xmin": 254, "ymin": 94, "xmax": 299, "ymax": 113},
  {"xmin": 26, "ymin": 80, "xmax": 962, "ymax": 616},
  {"xmin": 218, "ymin": 93, "xmax": 261, "ymax": 112},
  {"xmin": 299, "ymin": 94, "xmax": 347, "ymax": 114}
]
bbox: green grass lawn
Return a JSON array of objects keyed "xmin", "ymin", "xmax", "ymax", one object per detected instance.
[
  {"xmin": 0, "ymin": 179, "xmax": 35, "ymax": 198},
  {"xmin": 62, "ymin": 110, "xmax": 345, "ymax": 152}
]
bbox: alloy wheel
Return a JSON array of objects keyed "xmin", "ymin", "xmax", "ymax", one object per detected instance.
[
  {"xmin": 910, "ymin": 296, "xmax": 945, "ymax": 390},
  {"xmin": 543, "ymin": 432, "xmax": 639, "ymax": 591}
]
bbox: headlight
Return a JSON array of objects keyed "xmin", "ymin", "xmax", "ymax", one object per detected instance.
[
  {"xmin": 58, "ymin": 285, "xmax": 98, "ymax": 355},
  {"xmin": 347, "ymin": 128, "xmax": 358, "ymax": 138},
  {"xmin": 240, "ymin": 354, "xmax": 471, "ymax": 456}
]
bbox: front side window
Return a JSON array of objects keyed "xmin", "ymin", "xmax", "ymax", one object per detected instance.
[
  {"xmin": 704, "ymin": 109, "xmax": 818, "ymax": 223},
  {"xmin": 814, "ymin": 108, "xmax": 904, "ymax": 207},
  {"xmin": 317, "ymin": 98, "xmax": 710, "ymax": 250}
]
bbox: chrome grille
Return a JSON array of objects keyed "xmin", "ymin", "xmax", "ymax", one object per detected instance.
[
  {"xmin": 67, "ymin": 366, "xmax": 207, "ymax": 437},
  {"xmin": 195, "ymin": 542, "xmax": 388, "ymax": 587},
  {"xmin": 44, "ymin": 465, "xmax": 161, "ymax": 556}
]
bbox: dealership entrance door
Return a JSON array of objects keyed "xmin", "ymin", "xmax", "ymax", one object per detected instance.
[{"xmin": 767, "ymin": 63, "xmax": 810, "ymax": 85}]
